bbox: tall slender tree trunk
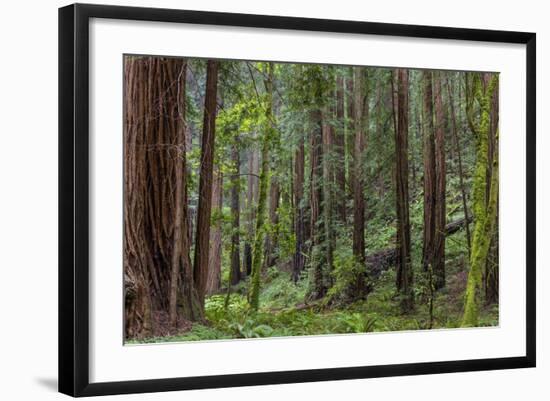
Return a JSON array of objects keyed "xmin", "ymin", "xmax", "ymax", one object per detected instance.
[
  {"xmin": 193, "ymin": 59, "xmax": 219, "ymax": 312},
  {"xmin": 447, "ymin": 76, "xmax": 472, "ymax": 257},
  {"xmin": 352, "ymin": 67, "xmax": 366, "ymax": 265},
  {"xmin": 346, "ymin": 70, "xmax": 356, "ymax": 198},
  {"xmin": 310, "ymin": 107, "xmax": 326, "ymax": 299},
  {"xmin": 206, "ymin": 168, "xmax": 223, "ymax": 295},
  {"xmin": 229, "ymin": 143, "xmax": 242, "ymax": 286},
  {"xmin": 393, "ymin": 69, "xmax": 413, "ymax": 311},
  {"xmin": 422, "ymin": 71, "xmax": 436, "ymax": 275},
  {"xmin": 334, "ymin": 74, "xmax": 347, "ymax": 222},
  {"xmin": 264, "ymin": 177, "xmax": 280, "ymax": 269},
  {"xmin": 485, "ymin": 78, "xmax": 500, "ymax": 304},
  {"xmin": 375, "ymin": 77, "xmax": 386, "ymax": 197},
  {"xmin": 292, "ymin": 133, "xmax": 305, "ymax": 282},
  {"xmin": 322, "ymin": 103, "xmax": 335, "ymax": 283},
  {"xmin": 433, "ymin": 73, "xmax": 447, "ymax": 289},
  {"xmin": 244, "ymin": 147, "xmax": 259, "ymax": 276}
]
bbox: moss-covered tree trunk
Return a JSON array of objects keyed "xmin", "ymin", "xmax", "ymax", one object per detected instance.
[
  {"xmin": 485, "ymin": 78, "xmax": 500, "ymax": 304},
  {"xmin": 249, "ymin": 62, "xmax": 275, "ymax": 310},
  {"xmin": 462, "ymin": 74, "xmax": 499, "ymax": 327}
]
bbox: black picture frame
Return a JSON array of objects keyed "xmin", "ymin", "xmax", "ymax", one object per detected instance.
[{"xmin": 59, "ymin": 3, "xmax": 536, "ymax": 397}]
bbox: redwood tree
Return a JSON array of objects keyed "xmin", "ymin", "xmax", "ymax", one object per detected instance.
[
  {"xmin": 433, "ymin": 73, "xmax": 447, "ymax": 289},
  {"xmin": 352, "ymin": 67, "xmax": 366, "ymax": 265},
  {"xmin": 193, "ymin": 59, "xmax": 220, "ymax": 311},
  {"xmin": 205, "ymin": 168, "xmax": 223, "ymax": 295},
  {"xmin": 292, "ymin": 132, "xmax": 306, "ymax": 282},
  {"xmin": 393, "ymin": 69, "xmax": 413, "ymax": 311},
  {"xmin": 124, "ymin": 56, "xmax": 197, "ymax": 337},
  {"xmin": 422, "ymin": 71, "xmax": 436, "ymax": 276}
]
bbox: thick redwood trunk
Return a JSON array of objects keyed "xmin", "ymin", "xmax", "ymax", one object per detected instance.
[
  {"xmin": 193, "ymin": 59, "xmax": 219, "ymax": 311},
  {"xmin": 168, "ymin": 60, "xmax": 189, "ymax": 327},
  {"xmin": 124, "ymin": 56, "xmax": 196, "ymax": 338}
]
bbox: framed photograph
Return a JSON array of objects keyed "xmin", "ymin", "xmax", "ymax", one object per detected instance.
[{"xmin": 59, "ymin": 3, "xmax": 536, "ymax": 397}]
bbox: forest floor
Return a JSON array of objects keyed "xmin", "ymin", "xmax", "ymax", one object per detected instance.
[{"xmin": 128, "ymin": 243, "xmax": 499, "ymax": 344}]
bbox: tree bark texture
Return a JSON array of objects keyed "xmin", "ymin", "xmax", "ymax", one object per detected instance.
[
  {"xmin": 124, "ymin": 56, "xmax": 197, "ymax": 338},
  {"xmin": 193, "ymin": 59, "xmax": 219, "ymax": 311}
]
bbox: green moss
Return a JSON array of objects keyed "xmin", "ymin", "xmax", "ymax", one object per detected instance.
[{"xmin": 462, "ymin": 75, "xmax": 499, "ymax": 327}]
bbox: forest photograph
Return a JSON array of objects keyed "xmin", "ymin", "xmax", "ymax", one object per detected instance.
[{"xmin": 123, "ymin": 55, "xmax": 499, "ymax": 344}]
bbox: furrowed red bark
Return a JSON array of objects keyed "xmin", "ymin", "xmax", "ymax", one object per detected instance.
[
  {"xmin": 168, "ymin": 60, "xmax": 188, "ymax": 327},
  {"xmin": 124, "ymin": 56, "xmax": 197, "ymax": 338}
]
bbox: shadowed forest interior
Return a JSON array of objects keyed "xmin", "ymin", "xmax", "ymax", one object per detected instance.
[{"xmin": 123, "ymin": 55, "xmax": 499, "ymax": 343}]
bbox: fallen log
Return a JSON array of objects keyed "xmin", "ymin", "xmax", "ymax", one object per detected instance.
[
  {"xmin": 444, "ymin": 216, "xmax": 472, "ymax": 235},
  {"xmin": 366, "ymin": 217, "xmax": 471, "ymax": 278},
  {"xmin": 367, "ymin": 248, "xmax": 397, "ymax": 278}
]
